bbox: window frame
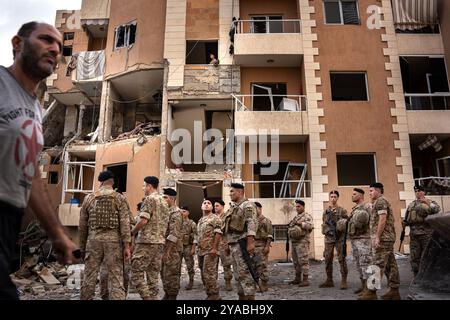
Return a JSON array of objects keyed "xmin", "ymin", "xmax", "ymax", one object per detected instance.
[
  {"xmin": 330, "ymin": 71, "xmax": 369, "ymax": 102},
  {"xmin": 336, "ymin": 153, "xmax": 378, "ymax": 187},
  {"xmin": 273, "ymin": 225, "xmax": 288, "ymax": 242},
  {"xmin": 114, "ymin": 21, "xmax": 137, "ymax": 50},
  {"xmin": 323, "ymin": 0, "xmax": 360, "ymax": 25},
  {"xmin": 250, "ymin": 15, "xmax": 284, "ymax": 34}
]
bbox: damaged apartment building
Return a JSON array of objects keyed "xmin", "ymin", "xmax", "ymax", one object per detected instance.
[{"xmin": 39, "ymin": 0, "xmax": 450, "ymax": 260}]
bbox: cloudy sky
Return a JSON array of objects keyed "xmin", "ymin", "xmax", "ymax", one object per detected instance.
[{"xmin": 0, "ymin": 0, "xmax": 82, "ymax": 66}]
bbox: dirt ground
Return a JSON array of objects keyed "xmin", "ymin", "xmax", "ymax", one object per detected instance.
[{"xmin": 18, "ymin": 255, "xmax": 415, "ymax": 300}]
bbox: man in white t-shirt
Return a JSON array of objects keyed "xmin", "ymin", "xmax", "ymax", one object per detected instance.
[{"xmin": 0, "ymin": 21, "xmax": 78, "ymax": 300}]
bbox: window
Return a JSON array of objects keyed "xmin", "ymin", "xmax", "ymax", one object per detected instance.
[
  {"xmin": 62, "ymin": 45, "xmax": 73, "ymax": 57},
  {"xmin": 105, "ymin": 164, "xmax": 128, "ymax": 193},
  {"xmin": 273, "ymin": 225, "xmax": 288, "ymax": 242},
  {"xmin": 48, "ymin": 171, "xmax": 59, "ymax": 185},
  {"xmin": 251, "ymin": 83, "xmax": 287, "ymax": 111},
  {"xmin": 64, "ymin": 32, "xmax": 74, "ymax": 41},
  {"xmin": 186, "ymin": 41, "xmax": 218, "ymax": 65},
  {"xmin": 330, "ymin": 72, "xmax": 368, "ymax": 101},
  {"xmin": 251, "ymin": 16, "xmax": 283, "ymax": 33},
  {"xmin": 114, "ymin": 22, "xmax": 137, "ymax": 50},
  {"xmin": 324, "ymin": 1, "xmax": 359, "ymax": 25},
  {"xmin": 337, "ymin": 154, "xmax": 376, "ymax": 186}
]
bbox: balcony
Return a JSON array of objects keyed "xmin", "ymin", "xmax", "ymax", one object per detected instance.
[
  {"xmin": 233, "ymin": 94, "xmax": 308, "ymax": 136},
  {"xmin": 233, "ymin": 19, "xmax": 303, "ymax": 67},
  {"xmin": 182, "ymin": 65, "xmax": 240, "ymax": 96},
  {"xmin": 80, "ymin": 0, "xmax": 110, "ymax": 38},
  {"xmin": 406, "ymin": 93, "xmax": 450, "ymax": 134}
]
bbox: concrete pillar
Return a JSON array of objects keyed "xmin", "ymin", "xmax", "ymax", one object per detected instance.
[
  {"xmin": 98, "ymin": 80, "xmax": 114, "ymax": 143},
  {"xmin": 63, "ymin": 105, "xmax": 78, "ymax": 137},
  {"xmin": 160, "ymin": 60, "xmax": 170, "ymax": 178}
]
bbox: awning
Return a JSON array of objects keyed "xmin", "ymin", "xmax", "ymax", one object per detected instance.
[{"xmin": 392, "ymin": 0, "xmax": 438, "ymax": 30}]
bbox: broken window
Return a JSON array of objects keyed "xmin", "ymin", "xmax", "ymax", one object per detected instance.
[
  {"xmin": 186, "ymin": 41, "xmax": 219, "ymax": 65},
  {"xmin": 324, "ymin": 0, "xmax": 360, "ymax": 25},
  {"xmin": 330, "ymin": 72, "xmax": 368, "ymax": 101},
  {"xmin": 251, "ymin": 83, "xmax": 287, "ymax": 111},
  {"xmin": 114, "ymin": 21, "xmax": 137, "ymax": 50},
  {"xmin": 106, "ymin": 164, "xmax": 128, "ymax": 193},
  {"xmin": 337, "ymin": 154, "xmax": 376, "ymax": 186},
  {"xmin": 64, "ymin": 32, "xmax": 74, "ymax": 41},
  {"xmin": 48, "ymin": 171, "xmax": 59, "ymax": 185},
  {"xmin": 250, "ymin": 16, "xmax": 283, "ymax": 33}
]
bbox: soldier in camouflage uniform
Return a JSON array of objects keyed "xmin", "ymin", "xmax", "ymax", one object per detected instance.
[
  {"xmin": 404, "ymin": 185, "xmax": 441, "ymax": 277},
  {"xmin": 254, "ymin": 202, "xmax": 273, "ymax": 292},
  {"xmin": 161, "ymin": 188, "xmax": 183, "ymax": 300},
  {"xmin": 196, "ymin": 199, "xmax": 223, "ymax": 300},
  {"xmin": 288, "ymin": 200, "xmax": 314, "ymax": 287},
  {"xmin": 180, "ymin": 206, "xmax": 197, "ymax": 290},
  {"xmin": 346, "ymin": 188, "xmax": 372, "ymax": 297},
  {"xmin": 130, "ymin": 177, "xmax": 169, "ymax": 300},
  {"xmin": 320, "ymin": 191, "xmax": 348, "ymax": 289},
  {"xmin": 79, "ymin": 171, "xmax": 131, "ymax": 300},
  {"xmin": 360, "ymin": 182, "xmax": 401, "ymax": 300},
  {"xmin": 222, "ymin": 183, "xmax": 258, "ymax": 300},
  {"xmin": 214, "ymin": 200, "xmax": 234, "ymax": 291}
]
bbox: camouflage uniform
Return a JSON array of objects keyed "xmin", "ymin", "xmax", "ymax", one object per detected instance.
[
  {"xmin": 254, "ymin": 215, "xmax": 273, "ymax": 284},
  {"xmin": 348, "ymin": 203, "xmax": 372, "ymax": 281},
  {"xmin": 405, "ymin": 199, "xmax": 440, "ymax": 275},
  {"xmin": 196, "ymin": 213, "xmax": 223, "ymax": 299},
  {"xmin": 223, "ymin": 198, "xmax": 258, "ymax": 299},
  {"xmin": 161, "ymin": 205, "xmax": 183, "ymax": 298},
  {"xmin": 321, "ymin": 206, "xmax": 348, "ymax": 279},
  {"xmin": 79, "ymin": 186, "xmax": 131, "ymax": 300},
  {"xmin": 181, "ymin": 217, "xmax": 197, "ymax": 283},
  {"xmin": 218, "ymin": 211, "xmax": 233, "ymax": 283},
  {"xmin": 288, "ymin": 211, "xmax": 314, "ymax": 281},
  {"xmin": 130, "ymin": 192, "xmax": 169, "ymax": 300},
  {"xmin": 370, "ymin": 196, "xmax": 400, "ymax": 290}
]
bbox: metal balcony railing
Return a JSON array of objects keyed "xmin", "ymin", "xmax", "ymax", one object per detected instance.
[
  {"xmin": 234, "ymin": 19, "xmax": 302, "ymax": 34},
  {"xmin": 414, "ymin": 177, "xmax": 450, "ymax": 195},
  {"xmin": 242, "ymin": 180, "xmax": 311, "ymax": 199},
  {"xmin": 405, "ymin": 93, "xmax": 450, "ymax": 111},
  {"xmin": 233, "ymin": 94, "xmax": 307, "ymax": 112}
]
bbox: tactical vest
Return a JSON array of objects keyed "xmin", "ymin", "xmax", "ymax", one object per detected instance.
[
  {"xmin": 227, "ymin": 201, "xmax": 251, "ymax": 233},
  {"xmin": 407, "ymin": 201, "xmax": 431, "ymax": 224},
  {"xmin": 88, "ymin": 192, "xmax": 120, "ymax": 230},
  {"xmin": 182, "ymin": 221, "xmax": 194, "ymax": 245},
  {"xmin": 256, "ymin": 218, "xmax": 269, "ymax": 240}
]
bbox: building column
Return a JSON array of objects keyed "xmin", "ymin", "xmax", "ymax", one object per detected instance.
[{"xmin": 98, "ymin": 80, "xmax": 114, "ymax": 143}]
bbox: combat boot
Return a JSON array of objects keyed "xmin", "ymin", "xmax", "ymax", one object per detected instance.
[
  {"xmin": 225, "ymin": 279, "xmax": 233, "ymax": 291},
  {"xmin": 299, "ymin": 274, "xmax": 310, "ymax": 287},
  {"xmin": 167, "ymin": 295, "xmax": 178, "ymax": 300},
  {"xmin": 358, "ymin": 289, "xmax": 377, "ymax": 300},
  {"xmin": 319, "ymin": 277, "xmax": 334, "ymax": 288},
  {"xmin": 185, "ymin": 277, "xmax": 194, "ymax": 290},
  {"xmin": 206, "ymin": 295, "xmax": 222, "ymax": 300},
  {"xmin": 260, "ymin": 280, "xmax": 269, "ymax": 292},
  {"xmin": 161, "ymin": 293, "xmax": 169, "ymax": 300},
  {"xmin": 340, "ymin": 275, "xmax": 348, "ymax": 290},
  {"xmin": 354, "ymin": 279, "xmax": 365, "ymax": 294},
  {"xmin": 246, "ymin": 295, "xmax": 255, "ymax": 300},
  {"xmin": 289, "ymin": 274, "xmax": 301, "ymax": 285},
  {"xmin": 381, "ymin": 288, "xmax": 401, "ymax": 300}
]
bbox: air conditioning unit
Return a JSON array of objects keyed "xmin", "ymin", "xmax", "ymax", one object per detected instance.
[{"xmin": 278, "ymin": 98, "xmax": 299, "ymax": 111}]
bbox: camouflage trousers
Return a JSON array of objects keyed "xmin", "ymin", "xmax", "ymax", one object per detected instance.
[
  {"xmin": 81, "ymin": 240, "xmax": 126, "ymax": 300},
  {"xmin": 161, "ymin": 248, "xmax": 182, "ymax": 296},
  {"xmin": 182, "ymin": 245, "xmax": 195, "ymax": 279},
  {"xmin": 350, "ymin": 238, "xmax": 372, "ymax": 280},
  {"xmin": 292, "ymin": 240, "xmax": 310, "ymax": 277},
  {"xmin": 323, "ymin": 240, "xmax": 348, "ymax": 277},
  {"xmin": 100, "ymin": 260, "xmax": 131, "ymax": 300},
  {"xmin": 198, "ymin": 254, "xmax": 219, "ymax": 296},
  {"xmin": 410, "ymin": 233, "xmax": 432, "ymax": 275},
  {"xmin": 219, "ymin": 246, "xmax": 233, "ymax": 281},
  {"xmin": 255, "ymin": 243, "xmax": 269, "ymax": 282},
  {"xmin": 130, "ymin": 243, "xmax": 164, "ymax": 300},
  {"xmin": 229, "ymin": 242, "xmax": 256, "ymax": 296},
  {"xmin": 372, "ymin": 241, "xmax": 400, "ymax": 289}
]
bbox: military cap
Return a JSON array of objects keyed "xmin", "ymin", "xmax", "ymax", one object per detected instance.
[
  {"xmin": 163, "ymin": 188, "xmax": 177, "ymax": 196},
  {"xmin": 353, "ymin": 188, "xmax": 365, "ymax": 195},
  {"xmin": 230, "ymin": 183, "xmax": 245, "ymax": 189},
  {"xmin": 254, "ymin": 202, "xmax": 262, "ymax": 208},
  {"xmin": 144, "ymin": 176, "xmax": 159, "ymax": 187},
  {"xmin": 98, "ymin": 170, "xmax": 114, "ymax": 182},
  {"xmin": 295, "ymin": 199, "xmax": 305, "ymax": 206},
  {"xmin": 370, "ymin": 182, "xmax": 384, "ymax": 190},
  {"xmin": 180, "ymin": 206, "xmax": 190, "ymax": 211},
  {"xmin": 414, "ymin": 185, "xmax": 425, "ymax": 192}
]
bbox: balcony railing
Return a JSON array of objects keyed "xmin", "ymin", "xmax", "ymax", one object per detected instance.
[
  {"xmin": 242, "ymin": 180, "xmax": 311, "ymax": 199},
  {"xmin": 234, "ymin": 19, "xmax": 302, "ymax": 34},
  {"xmin": 405, "ymin": 93, "xmax": 450, "ymax": 111},
  {"xmin": 233, "ymin": 94, "xmax": 307, "ymax": 112},
  {"xmin": 414, "ymin": 177, "xmax": 450, "ymax": 195}
]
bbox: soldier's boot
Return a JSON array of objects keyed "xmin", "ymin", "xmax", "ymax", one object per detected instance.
[
  {"xmin": 206, "ymin": 295, "xmax": 222, "ymax": 300},
  {"xmin": 340, "ymin": 275, "xmax": 348, "ymax": 290},
  {"xmin": 381, "ymin": 288, "xmax": 401, "ymax": 300},
  {"xmin": 143, "ymin": 295, "xmax": 158, "ymax": 301},
  {"xmin": 358, "ymin": 289, "xmax": 377, "ymax": 300},
  {"xmin": 185, "ymin": 277, "xmax": 194, "ymax": 290},
  {"xmin": 246, "ymin": 295, "xmax": 255, "ymax": 300},
  {"xmin": 319, "ymin": 276, "xmax": 334, "ymax": 288},
  {"xmin": 260, "ymin": 280, "xmax": 269, "ymax": 292},
  {"xmin": 225, "ymin": 279, "xmax": 233, "ymax": 291},
  {"xmin": 167, "ymin": 295, "xmax": 178, "ymax": 300},
  {"xmin": 162, "ymin": 293, "xmax": 169, "ymax": 300},
  {"xmin": 289, "ymin": 274, "xmax": 301, "ymax": 285},
  {"xmin": 238, "ymin": 295, "xmax": 246, "ymax": 300},
  {"xmin": 354, "ymin": 279, "xmax": 365, "ymax": 294},
  {"xmin": 299, "ymin": 274, "xmax": 310, "ymax": 287}
]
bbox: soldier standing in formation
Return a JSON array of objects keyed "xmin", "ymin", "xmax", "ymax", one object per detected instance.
[
  {"xmin": 79, "ymin": 171, "xmax": 131, "ymax": 300},
  {"xmin": 161, "ymin": 188, "xmax": 183, "ymax": 300},
  {"xmin": 320, "ymin": 191, "xmax": 348, "ymax": 289},
  {"xmin": 196, "ymin": 199, "xmax": 223, "ymax": 300},
  {"xmin": 254, "ymin": 202, "xmax": 273, "ymax": 292},
  {"xmin": 345, "ymin": 188, "xmax": 372, "ymax": 298},
  {"xmin": 214, "ymin": 200, "xmax": 234, "ymax": 291},
  {"xmin": 404, "ymin": 185, "xmax": 441, "ymax": 277},
  {"xmin": 222, "ymin": 183, "xmax": 258, "ymax": 300},
  {"xmin": 130, "ymin": 176, "xmax": 169, "ymax": 300},
  {"xmin": 288, "ymin": 200, "xmax": 314, "ymax": 287},
  {"xmin": 180, "ymin": 206, "xmax": 197, "ymax": 290},
  {"xmin": 361, "ymin": 182, "xmax": 401, "ymax": 300}
]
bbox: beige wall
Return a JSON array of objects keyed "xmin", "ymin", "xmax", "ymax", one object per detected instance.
[
  {"xmin": 186, "ymin": 0, "xmax": 219, "ymax": 40},
  {"xmin": 241, "ymin": 67, "xmax": 303, "ymax": 95},
  {"xmin": 441, "ymin": 0, "xmax": 450, "ymax": 73},
  {"xmin": 105, "ymin": 0, "xmax": 166, "ymax": 77},
  {"xmin": 240, "ymin": 0, "xmax": 298, "ymax": 20},
  {"xmin": 313, "ymin": 0, "xmax": 405, "ymax": 244}
]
